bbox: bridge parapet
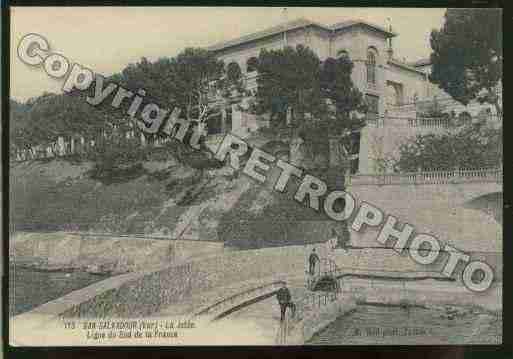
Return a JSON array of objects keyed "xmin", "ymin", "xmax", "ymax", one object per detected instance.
[
  {"xmin": 285, "ymin": 291, "xmax": 356, "ymax": 345},
  {"xmin": 366, "ymin": 115, "xmax": 453, "ymax": 130},
  {"xmin": 347, "ymin": 167, "xmax": 502, "ymax": 186}
]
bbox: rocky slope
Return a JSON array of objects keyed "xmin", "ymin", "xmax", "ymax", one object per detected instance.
[{"xmin": 10, "ymin": 146, "xmax": 342, "ymax": 249}]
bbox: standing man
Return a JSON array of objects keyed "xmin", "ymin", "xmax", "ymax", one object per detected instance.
[
  {"xmin": 276, "ymin": 283, "xmax": 295, "ymax": 322},
  {"xmin": 326, "ymin": 229, "xmax": 339, "ymax": 263},
  {"xmin": 337, "ymin": 226, "xmax": 351, "ymax": 253},
  {"xmin": 308, "ymin": 248, "xmax": 320, "ymax": 275},
  {"xmin": 328, "ymin": 229, "xmax": 339, "ymax": 250}
]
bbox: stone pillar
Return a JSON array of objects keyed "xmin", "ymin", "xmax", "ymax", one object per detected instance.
[
  {"xmin": 454, "ymin": 165, "xmax": 460, "ymax": 180},
  {"xmin": 221, "ymin": 106, "xmax": 227, "ymax": 134},
  {"xmin": 286, "ymin": 107, "xmax": 292, "ymax": 126},
  {"xmin": 57, "ymin": 136, "xmax": 65, "ymax": 156},
  {"xmin": 416, "ymin": 167, "xmax": 422, "ymax": 183},
  {"xmin": 231, "ymin": 105, "xmax": 244, "ymax": 137},
  {"xmin": 328, "ymin": 138, "xmax": 342, "ymax": 168},
  {"xmin": 328, "ymin": 138, "xmax": 349, "ymax": 189},
  {"xmin": 290, "ymin": 136, "xmax": 305, "ymax": 168}
]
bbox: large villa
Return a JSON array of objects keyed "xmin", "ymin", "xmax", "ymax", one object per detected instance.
[
  {"xmin": 202, "ymin": 18, "xmax": 501, "ymax": 174},
  {"xmin": 12, "ymin": 17, "xmax": 501, "ymax": 175}
]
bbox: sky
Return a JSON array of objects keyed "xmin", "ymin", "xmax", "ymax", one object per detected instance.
[{"xmin": 10, "ymin": 7, "xmax": 446, "ymax": 102}]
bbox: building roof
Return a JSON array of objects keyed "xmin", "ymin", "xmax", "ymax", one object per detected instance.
[
  {"xmin": 207, "ymin": 18, "xmax": 327, "ymax": 52},
  {"xmin": 329, "ymin": 19, "xmax": 397, "ymax": 37},
  {"xmin": 207, "ymin": 17, "xmax": 396, "ymax": 52},
  {"xmin": 388, "ymin": 58, "xmax": 427, "ymax": 75},
  {"xmin": 410, "ymin": 58, "xmax": 432, "ymax": 67}
]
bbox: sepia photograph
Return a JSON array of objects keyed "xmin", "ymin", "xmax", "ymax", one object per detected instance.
[{"xmin": 6, "ymin": 6, "xmax": 503, "ymax": 347}]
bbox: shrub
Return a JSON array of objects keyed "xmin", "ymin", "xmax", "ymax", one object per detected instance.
[
  {"xmin": 87, "ymin": 137, "xmax": 148, "ymax": 184},
  {"xmin": 160, "ymin": 140, "xmax": 223, "ymax": 170}
]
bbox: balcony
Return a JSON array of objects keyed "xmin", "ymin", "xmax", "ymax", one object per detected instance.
[{"xmin": 381, "ymin": 96, "xmax": 502, "ymax": 130}]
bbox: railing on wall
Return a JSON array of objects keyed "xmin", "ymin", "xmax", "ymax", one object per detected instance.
[
  {"xmin": 300, "ymin": 290, "xmax": 340, "ymax": 312},
  {"xmin": 277, "ymin": 258, "xmax": 343, "ymax": 344},
  {"xmin": 368, "ymin": 115, "xmax": 454, "ymax": 130},
  {"xmin": 277, "ymin": 289, "xmax": 340, "ymax": 344},
  {"xmin": 380, "ymin": 95, "xmax": 502, "ymax": 130},
  {"xmin": 10, "ymin": 133, "xmax": 171, "ymax": 163},
  {"xmin": 369, "ymin": 114, "xmax": 501, "ymax": 130},
  {"xmin": 192, "ymin": 280, "xmax": 285, "ymax": 321},
  {"xmin": 347, "ymin": 167, "xmax": 503, "ymax": 186},
  {"xmin": 306, "ymin": 258, "xmax": 341, "ymax": 289}
]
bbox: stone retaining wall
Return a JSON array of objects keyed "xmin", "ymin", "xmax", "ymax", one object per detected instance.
[
  {"xmin": 287, "ymin": 295, "xmax": 357, "ymax": 344},
  {"xmin": 10, "ymin": 232, "xmax": 224, "ymax": 274},
  {"xmin": 287, "ymin": 277, "xmax": 501, "ymax": 344},
  {"xmin": 344, "ymin": 278, "xmax": 501, "ymax": 311}
]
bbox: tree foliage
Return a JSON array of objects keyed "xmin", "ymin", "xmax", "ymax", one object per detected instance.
[
  {"xmin": 253, "ymin": 45, "xmax": 366, "ymax": 157},
  {"xmin": 429, "ymin": 9, "xmax": 502, "ymax": 116},
  {"xmin": 399, "ymin": 9, "xmax": 503, "ymax": 173},
  {"xmin": 254, "ymin": 45, "xmax": 323, "ymax": 124},
  {"xmin": 10, "ymin": 91, "xmax": 108, "ymax": 150},
  {"xmin": 318, "ymin": 56, "xmax": 367, "ymax": 134},
  {"xmin": 395, "ymin": 122, "xmax": 502, "ymax": 172},
  {"xmin": 117, "ymin": 48, "xmax": 242, "ymax": 130},
  {"xmin": 10, "ymin": 99, "xmax": 31, "ymax": 149},
  {"xmin": 11, "ymin": 47, "xmax": 233, "ymax": 155}
]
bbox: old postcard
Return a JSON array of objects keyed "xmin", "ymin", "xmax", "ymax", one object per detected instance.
[{"xmin": 8, "ymin": 6, "xmax": 502, "ymax": 346}]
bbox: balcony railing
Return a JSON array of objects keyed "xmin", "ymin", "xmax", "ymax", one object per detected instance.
[{"xmin": 244, "ymin": 71, "xmax": 258, "ymax": 92}]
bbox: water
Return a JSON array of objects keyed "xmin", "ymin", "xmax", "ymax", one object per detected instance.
[
  {"xmin": 306, "ymin": 304, "xmax": 501, "ymax": 345},
  {"xmin": 9, "ymin": 265, "xmax": 109, "ymax": 316}
]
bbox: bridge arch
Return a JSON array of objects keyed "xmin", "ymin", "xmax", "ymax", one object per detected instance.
[{"xmin": 464, "ymin": 191, "xmax": 503, "ymax": 224}]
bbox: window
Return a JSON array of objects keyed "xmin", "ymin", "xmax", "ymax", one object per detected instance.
[
  {"xmin": 350, "ymin": 157, "xmax": 359, "ymax": 174},
  {"xmin": 365, "ymin": 94, "xmax": 379, "ymax": 122},
  {"xmin": 458, "ymin": 111, "xmax": 472, "ymax": 125},
  {"xmin": 366, "ymin": 48, "xmax": 377, "ymax": 85},
  {"xmin": 349, "ymin": 131, "xmax": 361, "ymax": 155},
  {"xmin": 246, "ymin": 57, "xmax": 258, "ymax": 73}
]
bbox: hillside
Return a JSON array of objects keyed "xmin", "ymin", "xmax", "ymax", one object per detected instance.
[{"xmin": 10, "ymin": 146, "xmax": 342, "ymax": 249}]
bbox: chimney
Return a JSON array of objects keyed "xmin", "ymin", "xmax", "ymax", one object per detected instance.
[
  {"xmin": 386, "ymin": 18, "xmax": 394, "ymax": 60},
  {"xmin": 387, "ymin": 45, "xmax": 394, "ymax": 60},
  {"xmin": 282, "ymin": 8, "xmax": 288, "ymax": 47}
]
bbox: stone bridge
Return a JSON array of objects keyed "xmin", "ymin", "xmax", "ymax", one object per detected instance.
[
  {"xmin": 345, "ymin": 168, "xmax": 502, "ymax": 254},
  {"xmin": 11, "ymin": 244, "xmax": 502, "ymax": 345},
  {"xmin": 346, "ymin": 168, "xmax": 502, "ymax": 209}
]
